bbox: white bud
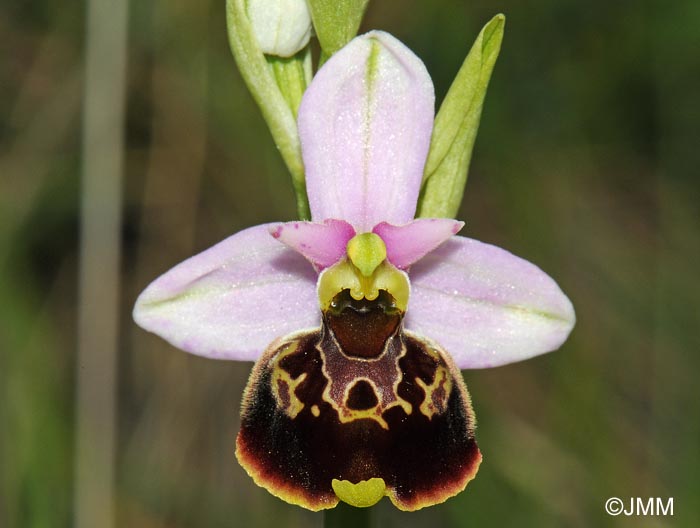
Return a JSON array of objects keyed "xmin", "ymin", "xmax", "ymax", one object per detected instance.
[{"xmin": 247, "ymin": 0, "xmax": 312, "ymax": 57}]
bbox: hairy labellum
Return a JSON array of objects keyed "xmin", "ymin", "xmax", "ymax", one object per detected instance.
[{"xmin": 236, "ymin": 289, "xmax": 481, "ymax": 511}]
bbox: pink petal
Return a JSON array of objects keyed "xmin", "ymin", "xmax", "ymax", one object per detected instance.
[
  {"xmin": 373, "ymin": 218, "xmax": 464, "ymax": 269},
  {"xmin": 298, "ymin": 31, "xmax": 434, "ymax": 231},
  {"xmin": 405, "ymin": 236, "xmax": 575, "ymax": 369},
  {"xmin": 133, "ymin": 224, "xmax": 319, "ymax": 361},
  {"xmin": 270, "ymin": 219, "xmax": 355, "ymax": 270}
]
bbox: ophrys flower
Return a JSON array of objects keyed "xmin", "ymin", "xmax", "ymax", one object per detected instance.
[{"xmin": 134, "ymin": 31, "xmax": 575, "ymax": 511}]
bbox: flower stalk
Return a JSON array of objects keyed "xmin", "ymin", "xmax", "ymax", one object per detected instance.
[{"xmin": 324, "ymin": 502, "xmax": 371, "ymax": 528}]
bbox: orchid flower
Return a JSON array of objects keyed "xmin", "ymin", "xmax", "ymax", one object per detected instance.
[{"xmin": 134, "ymin": 31, "xmax": 575, "ymax": 511}]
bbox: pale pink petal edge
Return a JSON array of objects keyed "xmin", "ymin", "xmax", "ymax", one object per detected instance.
[
  {"xmin": 405, "ymin": 236, "xmax": 575, "ymax": 369},
  {"xmin": 373, "ymin": 218, "xmax": 464, "ymax": 269},
  {"xmin": 133, "ymin": 223, "xmax": 319, "ymax": 362},
  {"xmin": 298, "ymin": 30, "xmax": 435, "ymax": 231},
  {"xmin": 270, "ymin": 219, "xmax": 355, "ymax": 270}
]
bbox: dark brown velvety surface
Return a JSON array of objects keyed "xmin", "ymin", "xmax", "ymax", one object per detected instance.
[{"xmin": 236, "ymin": 292, "xmax": 481, "ymax": 511}]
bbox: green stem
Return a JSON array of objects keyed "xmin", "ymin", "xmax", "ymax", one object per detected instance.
[
  {"xmin": 225, "ymin": 0, "xmax": 310, "ymax": 219},
  {"xmin": 324, "ymin": 503, "xmax": 372, "ymax": 528}
]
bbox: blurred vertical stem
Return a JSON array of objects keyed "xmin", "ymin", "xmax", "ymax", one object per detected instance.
[
  {"xmin": 324, "ymin": 503, "xmax": 371, "ymax": 528},
  {"xmin": 75, "ymin": 0, "xmax": 128, "ymax": 527}
]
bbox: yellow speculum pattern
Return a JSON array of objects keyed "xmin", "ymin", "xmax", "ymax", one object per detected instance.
[
  {"xmin": 321, "ymin": 374, "xmax": 412, "ymax": 430},
  {"xmin": 415, "ymin": 364, "xmax": 452, "ymax": 419},
  {"xmin": 270, "ymin": 341, "xmax": 306, "ymax": 419}
]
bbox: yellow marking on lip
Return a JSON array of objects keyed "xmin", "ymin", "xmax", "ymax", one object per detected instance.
[
  {"xmin": 415, "ymin": 364, "xmax": 452, "ymax": 419},
  {"xmin": 318, "ymin": 336, "xmax": 413, "ymax": 430},
  {"xmin": 331, "ymin": 377, "xmax": 412, "ymax": 430},
  {"xmin": 270, "ymin": 341, "xmax": 306, "ymax": 419},
  {"xmin": 332, "ymin": 478, "xmax": 386, "ymax": 508}
]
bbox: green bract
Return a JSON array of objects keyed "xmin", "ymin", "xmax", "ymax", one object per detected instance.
[
  {"xmin": 307, "ymin": 0, "xmax": 370, "ymax": 60},
  {"xmin": 418, "ymin": 14, "xmax": 505, "ymax": 219}
]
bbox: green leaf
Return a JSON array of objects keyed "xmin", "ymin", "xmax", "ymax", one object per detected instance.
[
  {"xmin": 226, "ymin": 0, "xmax": 310, "ymax": 219},
  {"xmin": 417, "ymin": 14, "xmax": 505, "ymax": 219},
  {"xmin": 307, "ymin": 0, "xmax": 370, "ymax": 58}
]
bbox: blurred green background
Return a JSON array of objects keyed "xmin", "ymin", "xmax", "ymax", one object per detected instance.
[{"xmin": 1, "ymin": 0, "xmax": 699, "ymax": 526}]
